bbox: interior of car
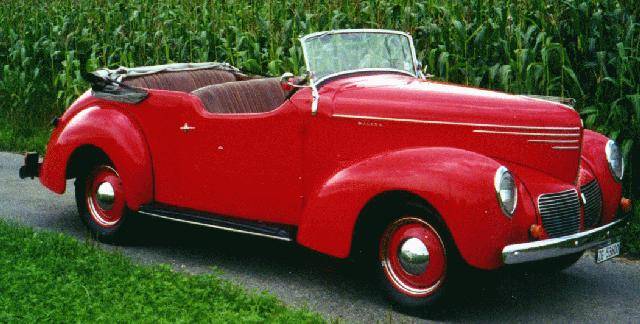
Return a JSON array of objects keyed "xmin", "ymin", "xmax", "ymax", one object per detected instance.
[{"xmin": 122, "ymin": 69, "xmax": 286, "ymax": 114}]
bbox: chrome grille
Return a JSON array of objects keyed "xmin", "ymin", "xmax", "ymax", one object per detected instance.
[
  {"xmin": 581, "ymin": 180, "xmax": 602, "ymax": 228},
  {"xmin": 538, "ymin": 189, "xmax": 581, "ymax": 238}
]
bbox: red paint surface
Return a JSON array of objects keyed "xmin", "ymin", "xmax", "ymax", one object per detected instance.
[
  {"xmin": 38, "ymin": 73, "xmax": 623, "ymax": 270},
  {"xmin": 40, "ymin": 92, "xmax": 153, "ymax": 210},
  {"xmin": 128, "ymin": 91, "xmax": 304, "ymax": 224}
]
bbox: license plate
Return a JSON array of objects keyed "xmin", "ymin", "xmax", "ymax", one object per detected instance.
[{"xmin": 595, "ymin": 241, "xmax": 620, "ymax": 263}]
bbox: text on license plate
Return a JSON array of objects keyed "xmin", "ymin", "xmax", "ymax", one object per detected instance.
[{"xmin": 596, "ymin": 242, "xmax": 620, "ymax": 263}]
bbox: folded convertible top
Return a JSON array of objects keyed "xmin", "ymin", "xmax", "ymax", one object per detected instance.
[
  {"xmin": 92, "ymin": 62, "xmax": 241, "ymax": 82},
  {"xmin": 86, "ymin": 62, "xmax": 242, "ymax": 104}
]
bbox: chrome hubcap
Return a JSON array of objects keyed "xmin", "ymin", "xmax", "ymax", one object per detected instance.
[
  {"xmin": 398, "ymin": 237, "xmax": 430, "ymax": 275},
  {"xmin": 95, "ymin": 182, "xmax": 115, "ymax": 210}
]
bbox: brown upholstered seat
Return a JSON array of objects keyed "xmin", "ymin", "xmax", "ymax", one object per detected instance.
[
  {"xmin": 191, "ymin": 78, "xmax": 286, "ymax": 114},
  {"xmin": 123, "ymin": 69, "xmax": 237, "ymax": 92}
]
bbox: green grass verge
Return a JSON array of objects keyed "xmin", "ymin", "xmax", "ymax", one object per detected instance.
[
  {"xmin": 0, "ymin": 220, "xmax": 323, "ymax": 323},
  {"xmin": 622, "ymin": 204, "xmax": 640, "ymax": 257}
]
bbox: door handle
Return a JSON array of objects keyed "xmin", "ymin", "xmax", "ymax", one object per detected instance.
[{"xmin": 180, "ymin": 123, "xmax": 196, "ymax": 133}]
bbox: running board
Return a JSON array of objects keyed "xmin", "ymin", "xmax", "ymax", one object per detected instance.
[{"xmin": 138, "ymin": 204, "xmax": 295, "ymax": 242}]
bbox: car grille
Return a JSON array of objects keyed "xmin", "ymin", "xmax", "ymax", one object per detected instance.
[
  {"xmin": 581, "ymin": 180, "xmax": 603, "ymax": 228},
  {"xmin": 538, "ymin": 189, "xmax": 581, "ymax": 238}
]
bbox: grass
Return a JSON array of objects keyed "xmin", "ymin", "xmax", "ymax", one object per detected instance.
[
  {"xmin": 622, "ymin": 204, "xmax": 640, "ymax": 256},
  {"xmin": 0, "ymin": 220, "xmax": 323, "ymax": 323}
]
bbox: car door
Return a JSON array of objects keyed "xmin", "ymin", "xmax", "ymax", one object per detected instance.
[{"xmin": 154, "ymin": 98, "xmax": 304, "ymax": 225}]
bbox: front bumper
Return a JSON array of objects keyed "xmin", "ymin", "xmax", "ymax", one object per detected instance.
[{"xmin": 502, "ymin": 217, "xmax": 628, "ymax": 264}]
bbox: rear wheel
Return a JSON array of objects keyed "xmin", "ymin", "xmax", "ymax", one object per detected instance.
[{"xmin": 75, "ymin": 164, "xmax": 135, "ymax": 243}]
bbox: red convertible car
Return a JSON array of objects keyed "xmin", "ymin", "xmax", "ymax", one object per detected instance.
[{"xmin": 21, "ymin": 29, "xmax": 632, "ymax": 308}]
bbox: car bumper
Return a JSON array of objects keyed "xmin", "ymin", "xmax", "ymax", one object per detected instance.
[
  {"xmin": 502, "ymin": 216, "xmax": 628, "ymax": 264},
  {"xmin": 19, "ymin": 152, "xmax": 41, "ymax": 179}
]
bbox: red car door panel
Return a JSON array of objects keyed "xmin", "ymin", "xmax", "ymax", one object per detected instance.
[{"xmin": 146, "ymin": 94, "xmax": 304, "ymax": 225}]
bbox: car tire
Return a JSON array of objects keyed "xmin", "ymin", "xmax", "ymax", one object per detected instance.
[
  {"xmin": 75, "ymin": 164, "xmax": 136, "ymax": 244},
  {"xmin": 366, "ymin": 204, "xmax": 455, "ymax": 311}
]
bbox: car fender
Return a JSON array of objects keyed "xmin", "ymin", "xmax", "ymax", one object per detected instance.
[
  {"xmin": 580, "ymin": 130, "xmax": 622, "ymax": 223},
  {"xmin": 39, "ymin": 105, "xmax": 153, "ymax": 210},
  {"xmin": 296, "ymin": 147, "xmax": 514, "ymax": 269}
]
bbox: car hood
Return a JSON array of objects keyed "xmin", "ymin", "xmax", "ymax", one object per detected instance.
[{"xmin": 323, "ymin": 73, "xmax": 583, "ymax": 183}]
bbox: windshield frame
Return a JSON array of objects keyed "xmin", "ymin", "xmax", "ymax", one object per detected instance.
[{"xmin": 300, "ymin": 29, "xmax": 422, "ymax": 86}]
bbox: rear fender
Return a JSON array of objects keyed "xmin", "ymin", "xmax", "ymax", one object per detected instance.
[
  {"xmin": 40, "ymin": 105, "xmax": 153, "ymax": 210},
  {"xmin": 297, "ymin": 147, "xmax": 514, "ymax": 269}
]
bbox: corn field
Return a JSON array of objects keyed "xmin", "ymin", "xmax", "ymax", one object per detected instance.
[{"xmin": 0, "ymin": 0, "xmax": 639, "ymax": 250}]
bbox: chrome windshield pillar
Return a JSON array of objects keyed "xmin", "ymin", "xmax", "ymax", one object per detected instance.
[{"xmin": 311, "ymin": 85, "xmax": 319, "ymax": 116}]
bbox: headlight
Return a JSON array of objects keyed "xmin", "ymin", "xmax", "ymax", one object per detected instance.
[
  {"xmin": 605, "ymin": 140, "xmax": 624, "ymax": 182},
  {"xmin": 494, "ymin": 166, "xmax": 517, "ymax": 216}
]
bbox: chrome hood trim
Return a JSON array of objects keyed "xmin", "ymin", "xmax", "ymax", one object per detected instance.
[
  {"xmin": 332, "ymin": 114, "xmax": 580, "ymax": 131},
  {"xmin": 327, "ymin": 74, "xmax": 583, "ymax": 183}
]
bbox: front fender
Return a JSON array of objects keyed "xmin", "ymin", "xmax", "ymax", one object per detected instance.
[
  {"xmin": 297, "ymin": 147, "xmax": 516, "ymax": 269},
  {"xmin": 40, "ymin": 105, "xmax": 153, "ymax": 210},
  {"xmin": 581, "ymin": 130, "xmax": 622, "ymax": 224}
]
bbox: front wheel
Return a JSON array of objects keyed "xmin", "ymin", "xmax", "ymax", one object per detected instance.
[
  {"xmin": 75, "ymin": 164, "xmax": 136, "ymax": 243},
  {"xmin": 376, "ymin": 216, "xmax": 450, "ymax": 309}
]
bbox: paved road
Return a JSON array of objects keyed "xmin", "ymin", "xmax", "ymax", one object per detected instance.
[{"xmin": 1, "ymin": 152, "xmax": 639, "ymax": 322}]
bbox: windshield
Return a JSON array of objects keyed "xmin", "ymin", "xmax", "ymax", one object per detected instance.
[{"xmin": 301, "ymin": 30, "xmax": 418, "ymax": 84}]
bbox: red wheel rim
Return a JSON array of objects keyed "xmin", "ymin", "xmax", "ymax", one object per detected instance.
[
  {"xmin": 379, "ymin": 217, "xmax": 447, "ymax": 297},
  {"xmin": 85, "ymin": 166, "xmax": 125, "ymax": 228}
]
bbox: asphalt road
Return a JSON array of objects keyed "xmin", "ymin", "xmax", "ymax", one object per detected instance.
[{"xmin": 1, "ymin": 152, "xmax": 639, "ymax": 323}]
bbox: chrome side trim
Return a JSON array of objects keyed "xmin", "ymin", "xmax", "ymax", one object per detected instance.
[
  {"xmin": 552, "ymin": 146, "xmax": 580, "ymax": 150},
  {"xmin": 528, "ymin": 139, "xmax": 580, "ymax": 144},
  {"xmin": 502, "ymin": 217, "xmax": 627, "ymax": 264},
  {"xmin": 139, "ymin": 211, "xmax": 293, "ymax": 242},
  {"xmin": 332, "ymin": 114, "xmax": 580, "ymax": 131},
  {"xmin": 472, "ymin": 130, "xmax": 580, "ymax": 137}
]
